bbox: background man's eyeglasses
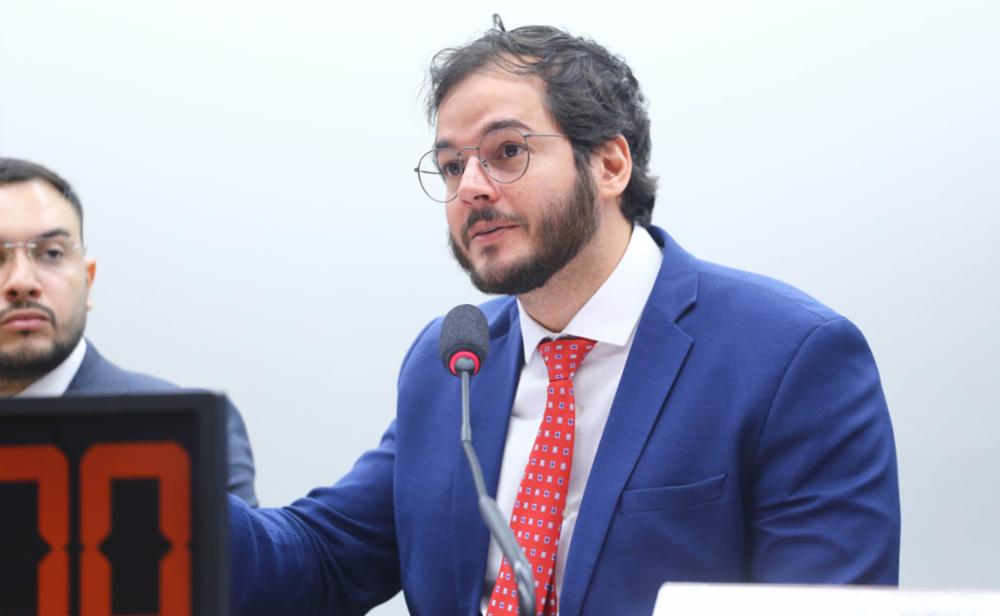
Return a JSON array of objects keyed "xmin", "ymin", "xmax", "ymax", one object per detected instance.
[{"xmin": 0, "ymin": 238, "xmax": 86, "ymax": 272}]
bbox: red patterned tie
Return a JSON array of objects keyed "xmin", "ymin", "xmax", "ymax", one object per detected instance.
[{"xmin": 487, "ymin": 336, "xmax": 597, "ymax": 616}]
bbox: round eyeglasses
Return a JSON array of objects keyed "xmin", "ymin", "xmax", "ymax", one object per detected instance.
[{"xmin": 414, "ymin": 127, "xmax": 568, "ymax": 203}]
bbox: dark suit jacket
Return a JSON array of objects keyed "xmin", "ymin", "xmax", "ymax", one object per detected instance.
[
  {"xmin": 229, "ymin": 227, "xmax": 899, "ymax": 615},
  {"xmin": 66, "ymin": 341, "xmax": 257, "ymax": 506}
]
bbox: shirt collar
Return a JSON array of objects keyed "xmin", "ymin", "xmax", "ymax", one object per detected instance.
[
  {"xmin": 517, "ymin": 226, "xmax": 663, "ymax": 363},
  {"xmin": 16, "ymin": 337, "xmax": 88, "ymax": 398}
]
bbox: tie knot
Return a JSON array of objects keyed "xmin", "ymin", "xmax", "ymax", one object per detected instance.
[{"xmin": 536, "ymin": 336, "xmax": 596, "ymax": 383}]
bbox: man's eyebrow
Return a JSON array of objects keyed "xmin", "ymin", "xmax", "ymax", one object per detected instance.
[
  {"xmin": 0, "ymin": 229, "xmax": 73, "ymax": 244},
  {"xmin": 484, "ymin": 118, "xmax": 533, "ymax": 134},
  {"xmin": 434, "ymin": 118, "xmax": 535, "ymax": 149},
  {"xmin": 37, "ymin": 229, "xmax": 73, "ymax": 240}
]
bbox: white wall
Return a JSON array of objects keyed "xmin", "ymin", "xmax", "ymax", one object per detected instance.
[{"xmin": 2, "ymin": 1, "xmax": 997, "ymax": 613}]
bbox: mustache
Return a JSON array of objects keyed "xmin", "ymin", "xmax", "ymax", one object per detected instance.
[
  {"xmin": 461, "ymin": 207, "xmax": 527, "ymax": 248},
  {"xmin": 0, "ymin": 300, "xmax": 57, "ymax": 325}
]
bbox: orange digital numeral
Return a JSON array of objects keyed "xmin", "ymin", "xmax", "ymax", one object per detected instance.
[
  {"xmin": 80, "ymin": 442, "xmax": 192, "ymax": 616},
  {"xmin": 0, "ymin": 445, "xmax": 70, "ymax": 616}
]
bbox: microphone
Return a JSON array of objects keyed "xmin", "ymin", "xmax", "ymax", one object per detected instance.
[
  {"xmin": 439, "ymin": 305, "xmax": 535, "ymax": 616},
  {"xmin": 439, "ymin": 304, "xmax": 489, "ymax": 375}
]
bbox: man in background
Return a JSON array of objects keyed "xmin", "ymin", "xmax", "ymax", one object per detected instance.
[
  {"xmin": 0, "ymin": 157, "xmax": 257, "ymax": 505},
  {"xmin": 228, "ymin": 17, "xmax": 899, "ymax": 614}
]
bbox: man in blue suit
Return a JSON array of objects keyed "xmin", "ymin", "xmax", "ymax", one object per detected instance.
[
  {"xmin": 0, "ymin": 157, "xmax": 257, "ymax": 505},
  {"xmin": 229, "ymin": 17, "xmax": 899, "ymax": 615}
]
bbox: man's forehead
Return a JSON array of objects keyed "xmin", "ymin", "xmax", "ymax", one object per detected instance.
[
  {"xmin": 434, "ymin": 69, "xmax": 553, "ymax": 145},
  {"xmin": 0, "ymin": 178, "xmax": 71, "ymax": 207},
  {"xmin": 0, "ymin": 179, "xmax": 81, "ymax": 238}
]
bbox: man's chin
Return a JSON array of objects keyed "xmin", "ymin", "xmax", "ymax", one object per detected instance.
[
  {"xmin": 451, "ymin": 237, "xmax": 554, "ymax": 295},
  {"xmin": 0, "ymin": 338, "xmax": 51, "ymax": 359},
  {"xmin": 0, "ymin": 336, "xmax": 79, "ymax": 381},
  {"xmin": 466, "ymin": 258, "xmax": 556, "ymax": 296}
]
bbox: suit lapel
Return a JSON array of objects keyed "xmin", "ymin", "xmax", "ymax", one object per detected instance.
[
  {"xmin": 451, "ymin": 304, "xmax": 524, "ymax": 614},
  {"xmin": 65, "ymin": 341, "xmax": 128, "ymax": 394},
  {"xmin": 560, "ymin": 227, "xmax": 699, "ymax": 614}
]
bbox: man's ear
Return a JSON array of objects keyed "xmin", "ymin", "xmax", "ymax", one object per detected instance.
[
  {"xmin": 85, "ymin": 258, "xmax": 96, "ymax": 310},
  {"xmin": 590, "ymin": 134, "xmax": 632, "ymax": 204}
]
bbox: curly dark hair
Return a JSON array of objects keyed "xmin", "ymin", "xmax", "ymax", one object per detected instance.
[{"xmin": 426, "ymin": 15, "xmax": 657, "ymax": 226}]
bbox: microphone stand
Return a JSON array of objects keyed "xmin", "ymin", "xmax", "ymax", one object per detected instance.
[{"xmin": 456, "ymin": 359, "xmax": 535, "ymax": 616}]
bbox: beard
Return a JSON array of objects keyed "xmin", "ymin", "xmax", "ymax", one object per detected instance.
[
  {"xmin": 0, "ymin": 300, "xmax": 86, "ymax": 381},
  {"xmin": 449, "ymin": 169, "xmax": 600, "ymax": 295}
]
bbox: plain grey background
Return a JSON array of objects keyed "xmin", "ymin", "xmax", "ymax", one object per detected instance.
[{"xmin": 2, "ymin": 1, "xmax": 997, "ymax": 613}]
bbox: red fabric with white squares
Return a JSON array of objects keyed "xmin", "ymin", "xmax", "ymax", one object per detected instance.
[{"xmin": 487, "ymin": 337, "xmax": 596, "ymax": 616}]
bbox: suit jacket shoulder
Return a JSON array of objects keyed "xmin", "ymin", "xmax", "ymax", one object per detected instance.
[
  {"xmin": 648, "ymin": 225, "xmax": 842, "ymax": 332},
  {"xmin": 66, "ymin": 342, "xmax": 258, "ymax": 506},
  {"xmin": 66, "ymin": 343, "xmax": 179, "ymax": 395}
]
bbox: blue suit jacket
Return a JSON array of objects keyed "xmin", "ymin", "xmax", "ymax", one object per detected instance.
[
  {"xmin": 67, "ymin": 341, "xmax": 258, "ymax": 506},
  {"xmin": 230, "ymin": 227, "xmax": 899, "ymax": 615}
]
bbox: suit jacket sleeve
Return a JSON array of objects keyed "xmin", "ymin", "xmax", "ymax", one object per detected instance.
[
  {"xmin": 229, "ymin": 421, "xmax": 400, "ymax": 616},
  {"xmin": 228, "ymin": 321, "xmax": 438, "ymax": 615},
  {"xmin": 225, "ymin": 398, "xmax": 258, "ymax": 507},
  {"xmin": 747, "ymin": 317, "xmax": 900, "ymax": 583}
]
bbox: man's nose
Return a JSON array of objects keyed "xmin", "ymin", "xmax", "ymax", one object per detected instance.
[
  {"xmin": 1, "ymin": 252, "xmax": 43, "ymax": 301},
  {"xmin": 455, "ymin": 157, "xmax": 499, "ymax": 205}
]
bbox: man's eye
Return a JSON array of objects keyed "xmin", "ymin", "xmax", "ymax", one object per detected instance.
[
  {"xmin": 442, "ymin": 160, "xmax": 464, "ymax": 177},
  {"xmin": 36, "ymin": 247, "xmax": 66, "ymax": 263},
  {"xmin": 498, "ymin": 143, "xmax": 526, "ymax": 159}
]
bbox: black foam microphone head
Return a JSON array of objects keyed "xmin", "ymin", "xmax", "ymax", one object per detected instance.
[{"xmin": 439, "ymin": 304, "xmax": 490, "ymax": 375}]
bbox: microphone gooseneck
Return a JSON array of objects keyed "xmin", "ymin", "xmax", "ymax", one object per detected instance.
[{"xmin": 440, "ymin": 304, "xmax": 535, "ymax": 616}]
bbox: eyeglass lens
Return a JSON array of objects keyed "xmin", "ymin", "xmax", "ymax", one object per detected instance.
[
  {"xmin": 416, "ymin": 127, "xmax": 531, "ymax": 202},
  {"xmin": 0, "ymin": 238, "xmax": 82, "ymax": 270}
]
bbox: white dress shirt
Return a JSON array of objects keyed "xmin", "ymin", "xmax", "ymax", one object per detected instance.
[
  {"xmin": 483, "ymin": 228, "xmax": 663, "ymax": 606},
  {"xmin": 16, "ymin": 337, "xmax": 88, "ymax": 397}
]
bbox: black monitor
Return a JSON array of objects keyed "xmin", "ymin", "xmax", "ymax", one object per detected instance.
[{"xmin": 0, "ymin": 392, "xmax": 229, "ymax": 616}]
